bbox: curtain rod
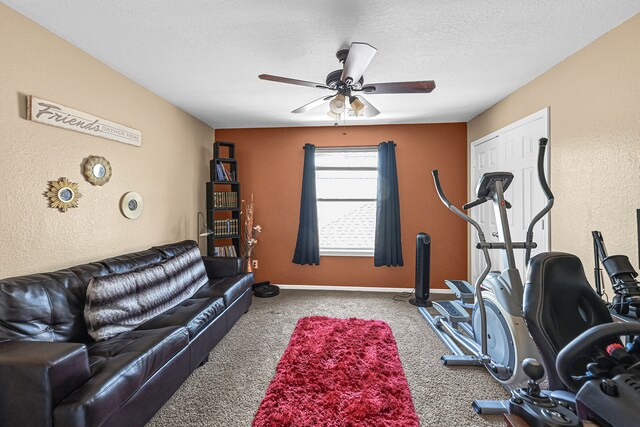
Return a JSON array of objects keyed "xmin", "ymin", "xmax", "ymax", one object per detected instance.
[{"xmin": 302, "ymin": 143, "xmax": 395, "ymax": 150}]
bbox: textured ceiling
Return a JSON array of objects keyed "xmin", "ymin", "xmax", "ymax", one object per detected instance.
[{"xmin": 3, "ymin": 1, "xmax": 640, "ymax": 128}]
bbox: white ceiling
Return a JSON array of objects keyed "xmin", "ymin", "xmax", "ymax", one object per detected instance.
[{"xmin": 4, "ymin": 1, "xmax": 640, "ymax": 129}]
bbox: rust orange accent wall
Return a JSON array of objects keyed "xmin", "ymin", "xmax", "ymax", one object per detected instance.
[{"xmin": 216, "ymin": 123, "xmax": 467, "ymax": 289}]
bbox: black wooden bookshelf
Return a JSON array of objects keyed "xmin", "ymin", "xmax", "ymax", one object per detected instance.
[{"xmin": 206, "ymin": 141, "xmax": 241, "ymax": 257}]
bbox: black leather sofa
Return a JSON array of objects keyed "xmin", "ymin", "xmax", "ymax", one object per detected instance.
[{"xmin": 0, "ymin": 240, "xmax": 253, "ymax": 427}]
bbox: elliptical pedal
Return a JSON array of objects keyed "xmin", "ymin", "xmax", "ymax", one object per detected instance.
[
  {"xmin": 433, "ymin": 300, "xmax": 470, "ymax": 323},
  {"xmin": 444, "ymin": 279, "xmax": 475, "ymax": 304}
]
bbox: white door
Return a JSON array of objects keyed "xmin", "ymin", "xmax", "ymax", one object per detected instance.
[
  {"xmin": 499, "ymin": 118, "xmax": 549, "ymax": 277},
  {"xmin": 470, "ymin": 136, "xmax": 503, "ymax": 283},
  {"xmin": 470, "ymin": 108, "xmax": 550, "ymax": 284}
]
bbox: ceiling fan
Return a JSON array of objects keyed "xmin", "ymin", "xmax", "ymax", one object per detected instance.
[{"xmin": 258, "ymin": 42, "xmax": 436, "ymax": 119}]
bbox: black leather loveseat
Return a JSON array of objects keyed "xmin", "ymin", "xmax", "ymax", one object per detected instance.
[{"xmin": 0, "ymin": 240, "xmax": 253, "ymax": 427}]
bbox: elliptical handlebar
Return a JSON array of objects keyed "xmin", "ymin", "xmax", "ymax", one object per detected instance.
[
  {"xmin": 431, "ymin": 169, "xmax": 490, "ymax": 247},
  {"xmin": 432, "ymin": 169, "xmax": 493, "ymax": 357},
  {"xmin": 462, "ymin": 198, "xmax": 488, "ymax": 211},
  {"xmin": 524, "ymin": 138, "xmax": 554, "ymax": 264},
  {"xmin": 432, "ymin": 170, "xmax": 483, "ymax": 230},
  {"xmin": 536, "ymin": 138, "xmax": 553, "ymax": 201},
  {"xmin": 432, "ymin": 170, "xmax": 454, "ymax": 208}
]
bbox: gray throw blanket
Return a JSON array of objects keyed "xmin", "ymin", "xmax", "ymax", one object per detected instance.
[{"xmin": 85, "ymin": 246, "xmax": 208, "ymax": 341}]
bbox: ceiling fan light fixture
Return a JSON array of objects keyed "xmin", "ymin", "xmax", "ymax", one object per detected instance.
[
  {"xmin": 327, "ymin": 110, "xmax": 340, "ymax": 120},
  {"xmin": 349, "ymin": 97, "xmax": 366, "ymax": 117},
  {"xmin": 329, "ymin": 94, "xmax": 346, "ymax": 114}
]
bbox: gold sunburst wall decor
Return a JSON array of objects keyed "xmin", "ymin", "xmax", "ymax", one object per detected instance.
[
  {"xmin": 45, "ymin": 177, "xmax": 82, "ymax": 212},
  {"xmin": 83, "ymin": 155, "xmax": 112, "ymax": 186}
]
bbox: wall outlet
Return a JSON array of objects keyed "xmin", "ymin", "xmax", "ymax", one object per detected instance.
[{"xmin": 252, "ymin": 259, "xmax": 259, "ymax": 269}]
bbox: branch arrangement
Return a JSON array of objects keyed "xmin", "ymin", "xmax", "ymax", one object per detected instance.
[{"xmin": 241, "ymin": 194, "xmax": 261, "ymax": 258}]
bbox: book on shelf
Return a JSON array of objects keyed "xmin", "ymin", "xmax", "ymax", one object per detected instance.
[
  {"xmin": 213, "ymin": 245, "xmax": 237, "ymax": 257},
  {"xmin": 215, "ymin": 162, "xmax": 234, "ymax": 181},
  {"xmin": 212, "ymin": 191, "xmax": 238, "ymax": 208},
  {"xmin": 213, "ymin": 218, "xmax": 238, "ymax": 236}
]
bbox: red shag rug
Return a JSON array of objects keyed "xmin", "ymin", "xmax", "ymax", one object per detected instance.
[{"xmin": 253, "ymin": 316, "xmax": 419, "ymax": 427}]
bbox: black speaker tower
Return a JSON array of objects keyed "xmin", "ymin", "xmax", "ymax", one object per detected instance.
[{"xmin": 410, "ymin": 232, "xmax": 432, "ymax": 307}]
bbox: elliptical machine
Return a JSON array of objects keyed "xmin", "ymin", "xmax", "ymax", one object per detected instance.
[{"xmin": 421, "ymin": 138, "xmax": 554, "ymax": 414}]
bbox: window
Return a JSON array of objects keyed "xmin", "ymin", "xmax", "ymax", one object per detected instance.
[{"xmin": 315, "ymin": 147, "xmax": 378, "ymax": 256}]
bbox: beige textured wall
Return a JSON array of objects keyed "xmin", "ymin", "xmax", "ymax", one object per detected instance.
[
  {"xmin": 469, "ymin": 13, "xmax": 640, "ymax": 292},
  {"xmin": 0, "ymin": 5, "xmax": 214, "ymax": 278}
]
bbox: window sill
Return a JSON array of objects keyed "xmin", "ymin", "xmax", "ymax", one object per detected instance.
[{"xmin": 320, "ymin": 249, "xmax": 374, "ymax": 257}]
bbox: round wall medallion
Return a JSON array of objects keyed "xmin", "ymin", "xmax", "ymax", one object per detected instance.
[
  {"xmin": 83, "ymin": 155, "xmax": 112, "ymax": 186},
  {"xmin": 120, "ymin": 191, "xmax": 143, "ymax": 219},
  {"xmin": 45, "ymin": 177, "xmax": 82, "ymax": 212}
]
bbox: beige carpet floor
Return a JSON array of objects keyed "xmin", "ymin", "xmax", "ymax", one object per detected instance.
[{"xmin": 148, "ymin": 290, "xmax": 508, "ymax": 427}]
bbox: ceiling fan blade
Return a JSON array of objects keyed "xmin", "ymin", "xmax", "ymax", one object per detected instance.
[
  {"xmin": 361, "ymin": 80, "xmax": 436, "ymax": 94},
  {"xmin": 291, "ymin": 95, "xmax": 335, "ymax": 114},
  {"xmin": 259, "ymin": 74, "xmax": 331, "ymax": 90},
  {"xmin": 354, "ymin": 96, "xmax": 380, "ymax": 118},
  {"xmin": 340, "ymin": 42, "xmax": 377, "ymax": 85}
]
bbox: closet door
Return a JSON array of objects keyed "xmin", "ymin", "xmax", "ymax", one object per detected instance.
[
  {"xmin": 470, "ymin": 108, "xmax": 550, "ymax": 284},
  {"xmin": 470, "ymin": 136, "xmax": 502, "ymax": 282},
  {"xmin": 498, "ymin": 117, "xmax": 549, "ymax": 278}
]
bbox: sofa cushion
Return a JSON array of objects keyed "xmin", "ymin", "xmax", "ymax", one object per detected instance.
[
  {"xmin": 68, "ymin": 262, "xmax": 110, "ymax": 288},
  {"xmin": 0, "ymin": 270, "xmax": 87, "ymax": 342},
  {"xmin": 0, "ymin": 341, "xmax": 91, "ymax": 427},
  {"xmin": 202, "ymin": 256, "xmax": 244, "ymax": 278},
  {"xmin": 54, "ymin": 326, "xmax": 188, "ymax": 426},
  {"xmin": 85, "ymin": 245, "xmax": 208, "ymax": 341},
  {"xmin": 101, "ymin": 249, "xmax": 163, "ymax": 274},
  {"xmin": 137, "ymin": 297, "xmax": 226, "ymax": 337},
  {"xmin": 152, "ymin": 240, "xmax": 199, "ymax": 259},
  {"xmin": 193, "ymin": 274, "xmax": 253, "ymax": 306}
]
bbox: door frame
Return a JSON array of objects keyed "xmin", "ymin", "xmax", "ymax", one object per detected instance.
[{"xmin": 468, "ymin": 107, "xmax": 550, "ymax": 282}]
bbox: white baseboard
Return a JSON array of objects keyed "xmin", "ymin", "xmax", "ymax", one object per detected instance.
[{"xmin": 274, "ymin": 284, "xmax": 453, "ymax": 294}]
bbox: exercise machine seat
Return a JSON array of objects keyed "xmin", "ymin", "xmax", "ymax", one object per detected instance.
[{"xmin": 523, "ymin": 252, "xmax": 613, "ymax": 390}]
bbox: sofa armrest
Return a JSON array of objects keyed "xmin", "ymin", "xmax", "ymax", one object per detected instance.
[
  {"xmin": 0, "ymin": 341, "xmax": 90, "ymax": 427},
  {"xmin": 202, "ymin": 256, "xmax": 243, "ymax": 278}
]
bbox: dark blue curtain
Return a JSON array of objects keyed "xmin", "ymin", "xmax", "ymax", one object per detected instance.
[
  {"xmin": 292, "ymin": 143, "xmax": 320, "ymax": 265},
  {"xmin": 374, "ymin": 141, "xmax": 403, "ymax": 267}
]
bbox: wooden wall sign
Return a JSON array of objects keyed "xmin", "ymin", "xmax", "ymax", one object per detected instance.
[{"xmin": 27, "ymin": 96, "xmax": 142, "ymax": 147}]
